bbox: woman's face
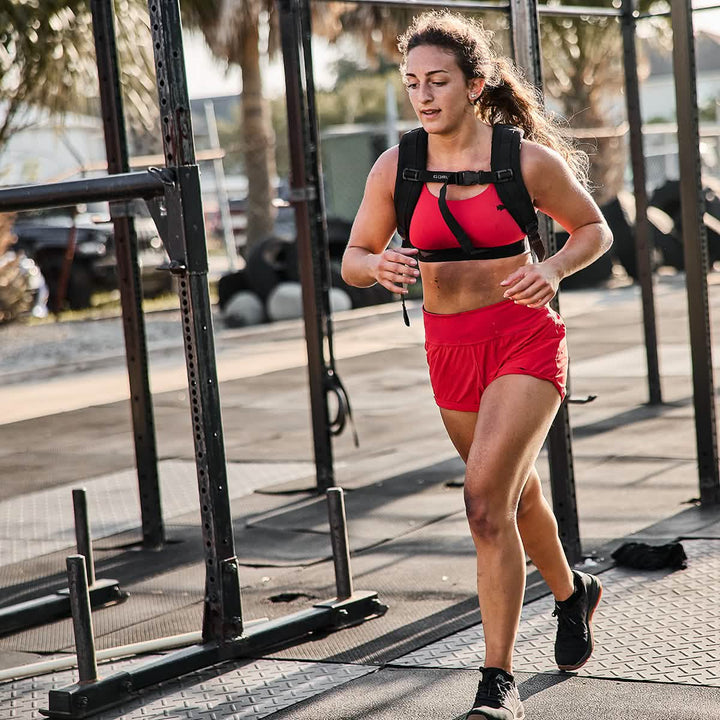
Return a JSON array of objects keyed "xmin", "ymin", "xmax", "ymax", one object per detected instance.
[{"xmin": 404, "ymin": 44, "xmax": 482, "ymax": 134}]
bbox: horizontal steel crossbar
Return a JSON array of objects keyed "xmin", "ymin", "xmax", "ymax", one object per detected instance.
[
  {"xmin": 0, "ymin": 579, "xmax": 125, "ymax": 637},
  {"xmin": 310, "ymin": 0, "xmax": 623, "ymax": 17},
  {"xmin": 311, "ymin": 0, "xmax": 509, "ymax": 10},
  {"xmin": 0, "ymin": 170, "xmax": 168, "ymax": 213}
]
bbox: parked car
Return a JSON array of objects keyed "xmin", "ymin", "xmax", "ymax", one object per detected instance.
[{"xmin": 11, "ymin": 201, "xmax": 173, "ymax": 310}]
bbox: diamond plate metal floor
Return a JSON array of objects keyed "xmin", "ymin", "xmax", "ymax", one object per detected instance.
[
  {"xmin": 1, "ymin": 654, "xmax": 375, "ymax": 719},
  {"xmin": 393, "ymin": 539, "xmax": 720, "ymax": 686},
  {"xmin": 0, "ymin": 460, "xmax": 313, "ymax": 566}
]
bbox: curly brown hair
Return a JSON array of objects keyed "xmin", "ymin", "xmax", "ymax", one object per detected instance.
[{"xmin": 398, "ymin": 11, "xmax": 589, "ymax": 185}]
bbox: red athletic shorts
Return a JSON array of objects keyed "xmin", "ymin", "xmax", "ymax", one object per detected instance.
[{"xmin": 423, "ymin": 300, "xmax": 568, "ymax": 412}]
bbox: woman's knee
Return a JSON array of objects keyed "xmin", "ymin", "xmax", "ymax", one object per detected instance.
[{"xmin": 464, "ymin": 491, "xmax": 515, "ymax": 542}]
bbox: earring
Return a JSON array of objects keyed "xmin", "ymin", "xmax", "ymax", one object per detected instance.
[{"xmin": 470, "ymin": 93, "xmax": 477, "ymax": 99}]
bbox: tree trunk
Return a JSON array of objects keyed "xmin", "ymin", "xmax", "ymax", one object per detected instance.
[{"xmin": 239, "ymin": 19, "xmax": 276, "ymax": 255}]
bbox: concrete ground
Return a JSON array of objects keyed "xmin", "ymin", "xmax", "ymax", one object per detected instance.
[{"xmin": 1, "ymin": 271, "xmax": 720, "ymax": 718}]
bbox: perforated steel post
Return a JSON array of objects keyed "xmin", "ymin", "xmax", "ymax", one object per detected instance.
[
  {"xmin": 66, "ymin": 555, "xmax": 98, "ymax": 683},
  {"xmin": 72, "ymin": 489, "xmax": 95, "ymax": 589},
  {"xmin": 146, "ymin": 0, "xmax": 243, "ymax": 640},
  {"xmin": 90, "ymin": 0, "xmax": 164, "ymax": 549},
  {"xmin": 670, "ymin": 0, "xmax": 720, "ymax": 504},
  {"xmin": 509, "ymin": 0, "xmax": 582, "ymax": 564},
  {"xmin": 279, "ymin": 0, "xmax": 336, "ymax": 492},
  {"xmin": 621, "ymin": 0, "xmax": 663, "ymax": 406},
  {"xmin": 326, "ymin": 488, "xmax": 353, "ymax": 600}
]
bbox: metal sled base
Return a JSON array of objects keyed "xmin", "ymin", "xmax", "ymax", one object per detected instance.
[{"xmin": 41, "ymin": 590, "xmax": 385, "ymax": 719}]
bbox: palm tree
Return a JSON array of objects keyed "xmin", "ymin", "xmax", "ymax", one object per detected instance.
[{"xmin": 0, "ymin": 1, "xmax": 158, "ymax": 161}]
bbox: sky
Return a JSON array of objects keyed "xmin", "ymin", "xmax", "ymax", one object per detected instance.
[
  {"xmin": 183, "ymin": 7, "xmax": 720, "ymax": 101},
  {"xmin": 183, "ymin": 30, "xmax": 340, "ymax": 100}
]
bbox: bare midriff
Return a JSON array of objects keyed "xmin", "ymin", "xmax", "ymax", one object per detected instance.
[{"xmin": 420, "ymin": 252, "xmax": 532, "ymax": 314}]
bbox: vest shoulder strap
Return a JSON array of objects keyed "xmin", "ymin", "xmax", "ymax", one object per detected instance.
[
  {"xmin": 394, "ymin": 127, "xmax": 427, "ymax": 246},
  {"xmin": 490, "ymin": 124, "xmax": 545, "ymax": 261}
]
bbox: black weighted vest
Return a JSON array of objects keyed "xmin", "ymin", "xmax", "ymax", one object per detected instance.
[{"xmin": 393, "ymin": 124, "xmax": 545, "ymax": 263}]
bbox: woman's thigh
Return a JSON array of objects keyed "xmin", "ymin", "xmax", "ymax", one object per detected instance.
[
  {"xmin": 463, "ymin": 374, "xmax": 561, "ymax": 508},
  {"xmin": 439, "ymin": 407, "xmax": 478, "ymax": 463}
]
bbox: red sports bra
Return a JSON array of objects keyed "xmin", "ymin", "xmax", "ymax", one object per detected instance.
[{"xmin": 409, "ymin": 183, "xmax": 525, "ymax": 253}]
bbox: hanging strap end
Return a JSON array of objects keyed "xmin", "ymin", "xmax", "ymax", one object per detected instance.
[{"xmin": 401, "ymin": 295, "xmax": 411, "ymax": 326}]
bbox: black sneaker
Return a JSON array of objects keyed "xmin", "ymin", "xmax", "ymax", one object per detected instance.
[
  {"xmin": 553, "ymin": 570, "xmax": 603, "ymax": 671},
  {"xmin": 466, "ymin": 666, "xmax": 525, "ymax": 720}
]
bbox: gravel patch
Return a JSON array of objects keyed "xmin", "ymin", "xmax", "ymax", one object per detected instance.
[{"xmin": 0, "ymin": 311, "xmax": 185, "ymax": 384}]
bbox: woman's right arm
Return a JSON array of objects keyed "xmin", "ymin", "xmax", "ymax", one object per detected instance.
[{"xmin": 341, "ymin": 147, "xmax": 419, "ymax": 294}]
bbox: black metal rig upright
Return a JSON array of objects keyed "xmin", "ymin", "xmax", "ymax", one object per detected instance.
[
  {"xmin": 508, "ymin": 0, "xmax": 582, "ymax": 565},
  {"xmin": 143, "ymin": 0, "xmax": 245, "ymax": 645},
  {"xmin": 621, "ymin": 0, "xmax": 663, "ymax": 407},
  {"xmin": 90, "ymin": 0, "xmax": 164, "ymax": 549},
  {"xmin": 670, "ymin": 0, "xmax": 720, "ymax": 505},
  {"xmin": 278, "ymin": 0, "xmax": 359, "ymax": 492}
]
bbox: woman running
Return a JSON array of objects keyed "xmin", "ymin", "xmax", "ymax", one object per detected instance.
[{"xmin": 341, "ymin": 11, "xmax": 612, "ymax": 720}]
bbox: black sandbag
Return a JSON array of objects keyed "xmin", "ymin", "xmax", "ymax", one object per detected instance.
[{"xmin": 611, "ymin": 541, "xmax": 687, "ymax": 570}]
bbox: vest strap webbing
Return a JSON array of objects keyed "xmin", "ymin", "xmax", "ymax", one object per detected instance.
[
  {"xmin": 396, "ymin": 128, "xmax": 426, "ymax": 247},
  {"xmin": 402, "ymin": 168, "xmax": 514, "ymax": 186},
  {"xmin": 491, "ymin": 124, "xmax": 545, "ymax": 261}
]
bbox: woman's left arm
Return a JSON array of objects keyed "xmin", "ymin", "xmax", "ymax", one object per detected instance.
[{"xmin": 500, "ymin": 141, "xmax": 614, "ymax": 308}]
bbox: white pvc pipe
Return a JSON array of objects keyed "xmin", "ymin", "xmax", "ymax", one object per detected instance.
[{"xmin": 0, "ymin": 618, "xmax": 268, "ymax": 683}]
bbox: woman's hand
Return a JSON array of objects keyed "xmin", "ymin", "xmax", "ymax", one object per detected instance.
[
  {"xmin": 368, "ymin": 247, "xmax": 420, "ymax": 294},
  {"xmin": 500, "ymin": 261, "xmax": 560, "ymax": 308}
]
